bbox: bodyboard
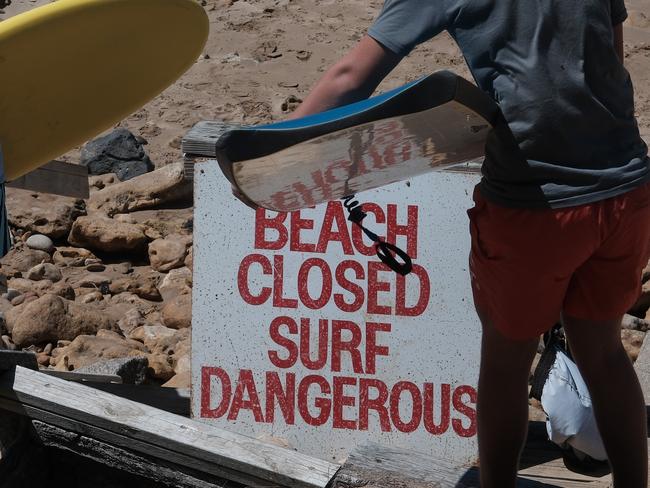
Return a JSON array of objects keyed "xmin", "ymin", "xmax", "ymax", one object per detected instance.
[
  {"xmin": 196, "ymin": 71, "xmax": 501, "ymax": 212},
  {"xmin": 0, "ymin": 0, "xmax": 208, "ymax": 181}
]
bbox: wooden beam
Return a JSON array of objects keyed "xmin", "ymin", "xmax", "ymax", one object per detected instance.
[
  {"xmin": 32, "ymin": 420, "xmax": 239, "ymax": 488},
  {"xmin": 0, "ymin": 350, "xmax": 38, "ymax": 371},
  {"xmin": 182, "ymin": 121, "xmax": 240, "ymax": 157},
  {"xmin": 0, "ymin": 367, "xmax": 339, "ymax": 488},
  {"xmin": 7, "ymin": 160, "xmax": 89, "ymax": 199}
]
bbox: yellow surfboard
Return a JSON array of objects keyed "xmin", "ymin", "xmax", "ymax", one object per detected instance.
[{"xmin": 0, "ymin": 0, "xmax": 208, "ymax": 181}]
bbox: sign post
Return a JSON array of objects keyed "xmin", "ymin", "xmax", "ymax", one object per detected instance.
[{"xmin": 192, "ymin": 162, "xmax": 482, "ymax": 464}]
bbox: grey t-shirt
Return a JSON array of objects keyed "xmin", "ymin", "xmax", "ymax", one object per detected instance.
[{"xmin": 369, "ymin": 0, "xmax": 650, "ymax": 208}]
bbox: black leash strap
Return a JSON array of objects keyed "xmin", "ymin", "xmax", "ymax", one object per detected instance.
[{"xmin": 342, "ymin": 195, "xmax": 413, "ymax": 276}]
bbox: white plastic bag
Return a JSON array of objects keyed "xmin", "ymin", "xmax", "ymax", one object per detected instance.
[{"xmin": 540, "ymin": 346, "xmax": 607, "ymax": 461}]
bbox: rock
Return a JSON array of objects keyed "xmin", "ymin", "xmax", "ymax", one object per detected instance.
[
  {"xmin": 109, "ymin": 268, "xmax": 162, "ymax": 301},
  {"xmin": 622, "ymin": 329, "xmax": 646, "ymax": 362},
  {"xmin": 162, "ymin": 371, "xmax": 190, "ymax": 388},
  {"xmin": 146, "ymin": 353, "xmax": 175, "ymax": 381},
  {"xmin": 117, "ymin": 308, "xmax": 148, "ymax": 337},
  {"xmin": 1, "ymin": 335, "xmax": 15, "ymax": 351},
  {"xmin": 185, "ymin": 246, "xmax": 193, "ymax": 269},
  {"xmin": 89, "ymin": 173, "xmax": 118, "ymax": 191},
  {"xmin": 75, "ymin": 356, "xmax": 149, "ymax": 385},
  {"xmin": 6, "ymin": 189, "xmax": 86, "ymax": 239},
  {"xmin": 0, "ymin": 273, "xmax": 7, "ymax": 295},
  {"xmin": 80, "ymin": 291, "xmax": 104, "ymax": 304},
  {"xmin": 74, "ymin": 273, "xmax": 113, "ymax": 289},
  {"xmin": 158, "ymin": 267, "xmax": 192, "ymax": 301},
  {"xmin": 129, "ymin": 324, "xmax": 177, "ymax": 350},
  {"xmin": 26, "ymin": 263, "xmax": 62, "ymax": 282},
  {"xmin": 6, "ymin": 294, "xmax": 118, "ymax": 348},
  {"xmin": 52, "ymin": 246, "xmax": 97, "ymax": 267},
  {"xmin": 161, "ymin": 293, "xmax": 191, "ymax": 329},
  {"xmin": 127, "ymin": 208, "xmax": 193, "ymax": 239},
  {"xmin": 25, "ymin": 234, "xmax": 54, "ymax": 253},
  {"xmin": 4, "ymin": 289, "xmax": 20, "ymax": 302},
  {"xmin": 630, "ymin": 280, "xmax": 650, "ymax": 316},
  {"xmin": 80, "ymin": 128, "xmax": 154, "ymax": 181},
  {"xmin": 68, "ymin": 216, "xmax": 148, "ymax": 253},
  {"xmin": 0, "ymin": 247, "xmax": 51, "ymax": 276},
  {"xmin": 623, "ymin": 313, "xmax": 650, "ymax": 332},
  {"xmin": 148, "ymin": 236, "xmax": 188, "ymax": 272},
  {"xmin": 87, "ymin": 162, "xmax": 192, "ymax": 216},
  {"xmin": 50, "ymin": 332, "xmax": 147, "ymax": 371}
]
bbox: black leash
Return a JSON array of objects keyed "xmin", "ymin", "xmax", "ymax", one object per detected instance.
[{"xmin": 342, "ymin": 194, "xmax": 413, "ymax": 276}]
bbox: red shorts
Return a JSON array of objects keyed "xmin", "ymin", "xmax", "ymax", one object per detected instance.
[{"xmin": 468, "ymin": 182, "xmax": 650, "ymax": 341}]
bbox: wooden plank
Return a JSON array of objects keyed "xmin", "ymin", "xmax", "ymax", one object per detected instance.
[
  {"xmin": 0, "ymin": 395, "xmax": 277, "ymax": 488},
  {"xmin": 41, "ymin": 370, "xmax": 123, "ymax": 384},
  {"xmin": 0, "ymin": 367, "xmax": 339, "ymax": 488},
  {"xmin": 332, "ymin": 442, "xmax": 610, "ymax": 488},
  {"xmin": 7, "ymin": 160, "xmax": 89, "ymax": 198},
  {"xmin": 88, "ymin": 384, "xmax": 190, "ymax": 417},
  {"xmin": 32, "ymin": 420, "xmax": 239, "ymax": 488},
  {"xmin": 182, "ymin": 121, "xmax": 241, "ymax": 157},
  {"xmin": 0, "ymin": 350, "xmax": 38, "ymax": 371}
]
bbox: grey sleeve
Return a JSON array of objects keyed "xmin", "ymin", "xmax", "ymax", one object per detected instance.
[
  {"xmin": 368, "ymin": 0, "xmax": 450, "ymax": 57},
  {"xmin": 610, "ymin": 0, "xmax": 628, "ymax": 25}
]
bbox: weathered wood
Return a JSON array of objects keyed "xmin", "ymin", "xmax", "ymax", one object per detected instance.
[
  {"xmin": 331, "ymin": 442, "xmax": 611, "ymax": 488},
  {"xmin": 0, "ymin": 395, "xmax": 277, "ymax": 488},
  {"xmin": 0, "ymin": 351, "xmax": 38, "ymax": 371},
  {"xmin": 41, "ymin": 370, "xmax": 123, "ymax": 384},
  {"xmin": 7, "ymin": 160, "xmax": 89, "ymax": 198},
  {"xmin": 182, "ymin": 121, "xmax": 241, "ymax": 157},
  {"xmin": 0, "ymin": 367, "xmax": 339, "ymax": 488},
  {"xmin": 32, "ymin": 421, "xmax": 239, "ymax": 488},
  {"xmin": 88, "ymin": 384, "xmax": 190, "ymax": 417}
]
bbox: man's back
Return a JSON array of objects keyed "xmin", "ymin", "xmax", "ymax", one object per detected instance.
[{"xmin": 368, "ymin": 0, "xmax": 649, "ymax": 208}]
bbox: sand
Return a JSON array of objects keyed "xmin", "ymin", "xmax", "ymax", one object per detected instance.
[{"xmin": 1, "ymin": 0, "xmax": 649, "ymax": 166}]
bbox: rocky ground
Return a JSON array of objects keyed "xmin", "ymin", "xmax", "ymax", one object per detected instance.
[{"xmin": 0, "ymin": 0, "xmax": 649, "ymax": 410}]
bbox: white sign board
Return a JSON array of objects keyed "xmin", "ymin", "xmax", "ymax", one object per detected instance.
[{"xmin": 192, "ymin": 162, "xmax": 482, "ymax": 464}]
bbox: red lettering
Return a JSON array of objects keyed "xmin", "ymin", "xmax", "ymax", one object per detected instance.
[
  {"xmin": 298, "ymin": 375, "xmax": 332, "ymax": 426},
  {"xmin": 333, "ymin": 376, "xmax": 357, "ymax": 430},
  {"xmin": 316, "ymin": 201, "xmax": 354, "ymax": 255},
  {"xmin": 351, "ymin": 203, "xmax": 385, "ymax": 256},
  {"xmin": 300, "ymin": 318, "xmax": 328, "ymax": 370},
  {"xmin": 273, "ymin": 255, "xmax": 298, "ymax": 308},
  {"xmin": 254, "ymin": 209, "xmax": 287, "ymax": 250},
  {"xmin": 268, "ymin": 316, "xmax": 298, "ymax": 368},
  {"xmin": 365, "ymin": 322, "xmax": 391, "ymax": 375},
  {"xmin": 297, "ymin": 258, "xmax": 332, "ymax": 309},
  {"xmin": 390, "ymin": 381, "xmax": 423, "ymax": 433},
  {"xmin": 237, "ymin": 254, "xmax": 272, "ymax": 305},
  {"xmin": 265, "ymin": 371, "xmax": 296, "ymax": 424},
  {"xmin": 423, "ymin": 383, "xmax": 451, "ymax": 435},
  {"xmin": 368, "ymin": 261, "xmax": 392, "ymax": 315},
  {"xmin": 452, "ymin": 385, "xmax": 477, "ymax": 437},
  {"xmin": 334, "ymin": 260, "xmax": 365, "ymax": 312},
  {"xmin": 200, "ymin": 367, "xmax": 231, "ymax": 418},
  {"xmin": 396, "ymin": 264, "xmax": 431, "ymax": 317},
  {"xmin": 387, "ymin": 204, "xmax": 418, "ymax": 258},
  {"xmin": 359, "ymin": 378, "xmax": 391, "ymax": 432},
  {"xmin": 228, "ymin": 369, "xmax": 264, "ymax": 422},
  {"xmin": 290, "ymin": 211, "xmax": 316, "ymax": 252},
  {"xmin": 331, "ymin": 320, "xmax": 364, "ymax": 373}
]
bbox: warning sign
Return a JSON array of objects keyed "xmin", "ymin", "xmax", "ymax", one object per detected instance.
[{"xmin": 192, "ymin": 163, "xmax": 482, "ymax": 463}]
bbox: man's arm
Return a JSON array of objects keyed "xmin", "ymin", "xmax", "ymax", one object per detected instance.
[
  {"xmin": 289, "ymin": 35, "xmax": 402, "ymax": 119},
  {"xmin": 613, "ymin": 22, "xmax": 624, "ymax": 61}
]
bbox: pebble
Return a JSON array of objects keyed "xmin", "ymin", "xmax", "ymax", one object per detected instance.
[
  {"xmin": 25, "ymin": 234, "xmax": 54, "ymax": 254},
  {"xmin": 1, "ymin": 335, "xmax": 15, "ymax": 351}
]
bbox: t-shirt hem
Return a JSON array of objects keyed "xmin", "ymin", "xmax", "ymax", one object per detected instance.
[
  {"xmin": 479, "ymin": 173, "xmax": 650, "ymax": 210},
  {"xmin": 367, "ymin": 28, "xmax": 411, "ymax": 57}
]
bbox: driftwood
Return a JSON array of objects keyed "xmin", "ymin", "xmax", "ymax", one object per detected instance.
[
  {"xmin": 7, "ymin": 160, "xmax": 89, "ymax": 199},
  {"xmin": 0, "ymin": 366, "xmax": 339, "ymax": 488}
]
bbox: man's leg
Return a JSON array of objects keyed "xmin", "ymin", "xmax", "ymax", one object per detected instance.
[
  {"xmin": 562, "ymin": 314, "xmax": 648, "ymax": 487},
  {"xmin": 477, "ymin": 312, "xmax": 539, "ymax": 488}
]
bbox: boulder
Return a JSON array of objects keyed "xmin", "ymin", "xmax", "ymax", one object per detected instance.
[
  {"xmin": 52, "ymin": 246, "xmax": 97, "ymax": 267},
  {"xmin": 163, "ymin": 371, "xmax": 190, "ymax": 388},
  {"xmin": 87, "ymin": 162, "xmax": 192, "ymax": 216},
  {"xmin": 146, "ymin": 353, "xmax": 175, "ymax": 381},
  {"xmin": 25, "ymin": 234, "xmax": 54, "ymax": 254},
  {"xmin": 185, "ymin": 246, "xmax": 193, "ymax": 270},
  {"xmin": 0, "ymin": 247, "xmax": 51, "ymax": 276},
  {"xmin": 622, "ymin": 329, "xmax": 646, "ymax": 362},
  {"xmin": 75, "ymin": 356, "xmax": 149, "ymax": 385},
  {"xmin": 109, "ymin": 268, "xmax": 162, "ymax": 301},
  {"xmin": 158, "ymin": 267, "xmax": 192, "ymax": 301},
  {"xmin": 68, "ymin": 216, "xmax": 148, "ymax": 253},
  {"xmin": 80, "ymin": 128, "xmax": 154, "ymax": 181},
  {"xmin": 148, "ymin": 236, "xmax": 188, "ymax": 272},
  {"xmin": 128, "ymin": 208, "xmax": 193, "ymax": 239},
  {"xmin": 117, "ymin": 308, "xmax": 148, "ymax": 337},
  {"xmin": 50, "ymin": 330, "xmax": 147, "ymax": 371},
  {"xmin": 130, "ymin": 324, "xmax": 178, "ymax": 351},
  {"xmin": 6, "ymin": 294, "xmax": 118, "ymax": 347},
  {"xmin": 161, "ymin": 293, "xmax": 191, "ymax": 329},
  {"xmin": 25, "ymin": 263, "xmax": 62, "ymax": 282},
  {"xmin": 6, "ymin": 189, "xmax": 86, "ymax": 239}
]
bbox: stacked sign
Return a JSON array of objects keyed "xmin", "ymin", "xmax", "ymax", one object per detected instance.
[{"xmin": 192, "ymin": 163, "xmax": 482, "ymax": 464}]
